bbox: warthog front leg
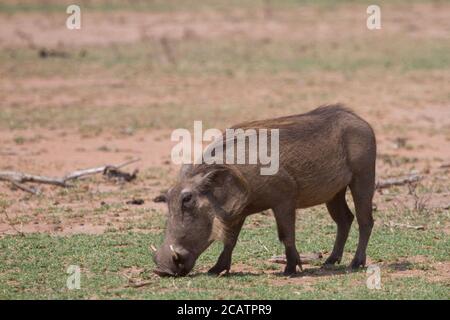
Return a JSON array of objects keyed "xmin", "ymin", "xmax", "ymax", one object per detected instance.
[{"xmin": 208, "ymin": 218, "xmax": 245, "ymax": 275}]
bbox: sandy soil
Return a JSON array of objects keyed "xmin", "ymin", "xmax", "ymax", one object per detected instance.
[
  {"xmin": 1, "ymin": 4, "xmax": 449, "ymax": 49},
  {"xmin": 0, "ymin": 128, "xmax": 174, "ymax": 175}
]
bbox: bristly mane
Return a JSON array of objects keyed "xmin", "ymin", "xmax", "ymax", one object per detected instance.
[
  {"xmin": 307, "ymin": 103, "xmax": 354, "ymax": 116},
  {"xmin": 307, "ymin": 103, "xmax": 366, "ymax": 121},
  {"xmin": 230, "ymin": 103, "xmax": 359, "ymax": 130}
]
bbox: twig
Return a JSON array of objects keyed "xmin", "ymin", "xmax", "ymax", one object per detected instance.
[
  {"xmin": 384, "ymin": 221, "xmax": 425, "ymax": 231},
  {"xmin": 122, "ymin": 273, "xmax": 153, "ymax": 288},
  {"xmin": 407, "ymin": 182, "xmax": 430, "ymax": 213},
  {"xmin": 10, "ymin": 180, "xmax": 40, "ymax": 195},
  {"xmin": 1, "ymin": 208, "xmax": 25, "ymax": 237},
  {"xmin": 258, "ymin": 239, "xmax": 269, "ymax": 252},
  {"xmin": 269, "ymin": 252, "xmax": 323, "ymax": 265},
  {"xmin": 376, "ymin": 174, "xmax": 421, "ymax": 189},
  {"xmin": 126, "ymin": 280, "xmax": 153, "ymax": 288}
]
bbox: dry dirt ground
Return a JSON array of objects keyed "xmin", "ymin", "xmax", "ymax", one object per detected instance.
[{"xmin": 0, "ymin": 1, "xmax": 449, "ymax": 295}]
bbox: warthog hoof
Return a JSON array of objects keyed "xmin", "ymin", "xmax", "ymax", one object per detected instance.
[
  {"xmin": 208, "ymin": 264, "xmax": 230, "ymax": 276},
  {"xmin": 349, "ymin": 256, "xmax": 366, "ymax": 270},
  {"xmin": 323, "ymin": 255, "xmax": 342, "ymax": 266}
]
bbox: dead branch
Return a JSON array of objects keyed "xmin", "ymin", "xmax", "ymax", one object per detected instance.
[
  {"xmin": 0, "ymin": 158, "xmax": 140, "ymax": 194},
  {"xmin": 269, "ymin": 252, "xmax": 323, "ymax": 265},
  {"xmin": 376, "ymin": 174, "xmax": 421, "ymax": 189},
  {"xmin": 0, "ymin": 171, "xmax": 66, "ymax": 187},
  {"xmin": 64, "ymin": 158, "xmax": 140, "ymax": 182},
  {"xmin": 10, "ymin": 180, "xmax": 41, "ymax": 195}
]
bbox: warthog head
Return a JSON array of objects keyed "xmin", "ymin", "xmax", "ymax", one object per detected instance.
[{"xmin": 152, "ymin": 164, "xmax": 249, "ymax": 277}]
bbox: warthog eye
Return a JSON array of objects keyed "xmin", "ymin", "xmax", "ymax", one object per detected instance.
[
  {"xmin": 182, "ymin": 192, "xmax": 192, "ymax": 203},
  {"xmin": 181, "ymin": 191, "xmax": 194, "ymax": 210}
]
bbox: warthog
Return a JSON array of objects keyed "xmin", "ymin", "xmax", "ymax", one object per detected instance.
[{"xmin": 153, "ymin": 104, "xmax": 376, "ymax": 276}]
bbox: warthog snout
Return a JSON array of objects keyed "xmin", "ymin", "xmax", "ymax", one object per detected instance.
[{"xmin": 153, "ymin": 244, "xmax": 196, "ymax": 277}]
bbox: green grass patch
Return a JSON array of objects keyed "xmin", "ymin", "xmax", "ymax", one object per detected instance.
[
  {"xmin": 2, "ymin": 38, "xmax": 449, "ymax": 78},
  {"xmin": 1, "ymin": 36, "xmax": 449, "ymax": 131},
  {"xmin": 0, "ymin": 208, "xmax": 448, "ymax": 299}
]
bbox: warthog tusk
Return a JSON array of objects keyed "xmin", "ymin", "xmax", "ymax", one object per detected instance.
[
  {"xmin": 169, "ymin": 244, "xmax": 180, "ymax": 262},
  {"xmin": 150, "ymin": 245, "xmax": 157, "ymax": 253}
]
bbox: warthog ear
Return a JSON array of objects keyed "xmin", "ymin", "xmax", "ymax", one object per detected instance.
[
  {"xmin": 179, "ymin": 164, "xmax": 193, "ymax": 180},
  {"xmin": 197, "ymin": 165, "xmax": 249, "ymax": 220}
]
